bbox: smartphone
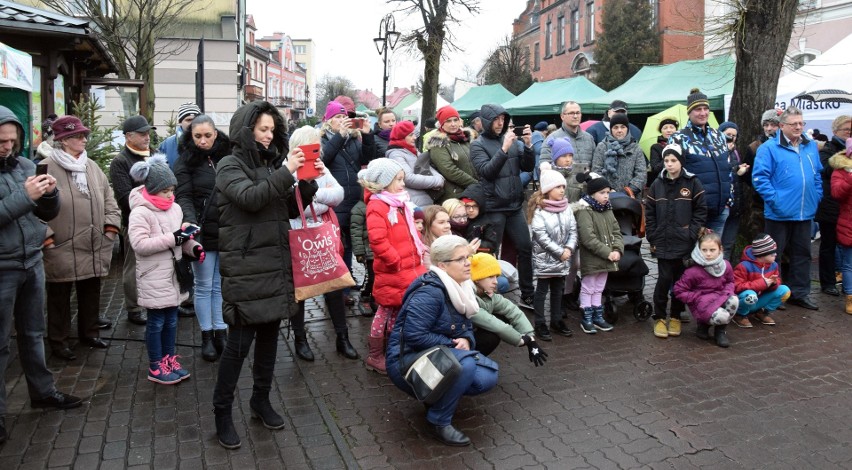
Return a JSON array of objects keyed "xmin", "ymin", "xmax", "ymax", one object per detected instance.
[
  {"xmin": 181, "ymin": 225, "xmax": 200, "ymax": 237},
  {"xmin": 513, "ymin": 127, "xmax": 526, "ymax": 137},
  {"xmin": 350, "ymin": 118, "xmax": 365, "ymax": 129},
  {"xmin": 36, "ymin": 163, "xmax": 49, "ymax": 176},
  {"xmin": 296, "ymin": 143, "xmax": 321, "ymax": 180}
]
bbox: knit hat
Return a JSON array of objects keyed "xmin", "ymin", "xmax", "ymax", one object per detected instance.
[
  {"xmin": 540, "ymin": 169, "xmax": 568, "ymax": 195},
  {"xmin": 468, "ymin": 111, "xmax": 481, "ymax": 123},
  {"xmin": 718, "ymin": 121, "xmax": 739, "ymax": 133},
  {"xmin": 686, "ymin": 88, "xmax": 709, "ymax": 113},
  {"xmin": 129, "ymin": 154, "xmax": 177, "ymax": 194},
  {"xmin": 413, "ymin": 206, "xmax": 425, "ymax": 221},
  {"xmin": 334, "ymin": 95, "xmax": 357, "ymax": 118},
  {"xmin": 610, "ymin": 112, "xmax": 630, "ymax": 129},
  {"xmin": 751, "ymin": 233, "xmax": 777, "ymax": 257},
  {"xmin": 548, "ymin": 137, "xmax": 574, "ymax": 161},
  {"xmin": 577, "ymin": 172, "xmax": 611, "ymax": 195},
  {"xmin": 658, "ymin": 117, "xmax": 679, "ymax": 133},
  {"xmin": 177, "ymin": 102, "xmax": 201, "ymax": 123},
  {"xmin": 123, "ymin": 115, "xmax": 155, "ymax": 134},
  {"xmin": 661, "ymin": 143, "xmax": 685, "ymax": 165},
  {"xmin": 390, "ymin": 120, "xmax": 416, "ymax": 142},
  {"xmin": 323, "ymin": 101, "xmax": 347, "ymax": 121},
  {"xmin": 534, "ymin": 121, "xmax": 548, "ymax": 131},
  {"xmin": 470, "ymin": 253, "xmax": 502, "ymax": 281},
  {"xmin": 51, "ymin": 115, "xmax": 91, "ymax": 141},
  {"xmin": 761, "ymin": 109, "xmax": 781, "ymax": 125},
  {"xmin": 436, "ymin": 105, "xmax": 460, "ymax": 128},
  {"xmin": 357, "ymin": 157, "xmax": 404, "ymax": 190}
]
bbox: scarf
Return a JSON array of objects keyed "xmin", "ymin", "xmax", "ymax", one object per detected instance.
[
  {"xmin": 51, "ymin": 148, "xmax": 90, "ymax": 196},
  {"xmin": 141, "ymin": 187, "xmax": 175, "ymax": 211},
  {"xmin": 429, "ymin": 265, "xmax": 479, "ymax": 318},
  {"xmin": 449, "ymin": 220, "xmax": 468, "ymax": 235},
  {"xmin": 447, "ymin": 130, "xmax": 469, "ymax": 143},
  {"xmin": 256, "ymin": 141, "xmax": 278, "ymax": 164},
  {"xmin": 389, "ymin": 140, "xmax": 418, "ymax": 155},
  {"xmin": 690, "ymin": 244, "xmax": 727, "ymax": 278},
  {"xmin": 542, "ymin": 197, "xmax": 569, "ymax": 213},
  {"xmin": 581, "ymin": 194, "xmax": 611, "ymax": 212},
  {"xmin": 126, "ymin": 143, "xmax": 150, "ymax": 157},
  {"xmin": 370, "ymin": 190, "xmax": 427, "ymax": 255},
  {"xmin": 378, "ymin": 128, "xmax": 392, "ymax": 142},
  {"xmin": 602, "ymin": 133, "xmax": 631, "ymax": 183}
]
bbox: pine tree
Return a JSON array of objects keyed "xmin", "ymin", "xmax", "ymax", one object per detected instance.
[
  {"xmin": 71, "ymin": 95, "xmax": 117, "ymax": 175},
  {"xmin": 592, "ymin": 0, "xmax": 661, "ymax": 91}
]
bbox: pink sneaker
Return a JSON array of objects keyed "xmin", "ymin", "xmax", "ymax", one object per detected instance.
[
  {"xmin": 148, "ymin": 358, "xmax": 181, "ymax": 385},
  {"xmin": 166, "ymin": 354, "xmax": 191, "ymax": 381}
]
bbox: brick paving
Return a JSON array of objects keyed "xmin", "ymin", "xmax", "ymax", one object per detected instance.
[{"xmin": 2, "ymin": 241, "xmax": 852, "ymax": 469}]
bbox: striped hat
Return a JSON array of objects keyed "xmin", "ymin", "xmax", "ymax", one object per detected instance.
[
  {"xmin": 751, "ymin": 233, "xmax": 777, "ymax": 257},
  {"xmin": 177, "ymin": 102, "xmax": 201, "ymax": 123}
]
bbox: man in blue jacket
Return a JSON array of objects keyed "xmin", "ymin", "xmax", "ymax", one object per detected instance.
[
  {"xmin": 752, "ymin": 105, "xmax": 822, "ymax": 310},
  {"xmin": 0, "ymin": 106, "xmax": 83, "ymax": 444},
  {"xmin": 159, "ymin": 102, "xmax": 200, "ymax": 169}
]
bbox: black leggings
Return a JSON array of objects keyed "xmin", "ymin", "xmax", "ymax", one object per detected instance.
[{"xmin": 533, "ymin": 276, "xmax": 565, "ymax": 326}]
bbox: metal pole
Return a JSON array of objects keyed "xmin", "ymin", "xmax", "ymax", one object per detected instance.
[{"xmin": 382, "ymin": 40, "xmax": 388, "ymax": 107}]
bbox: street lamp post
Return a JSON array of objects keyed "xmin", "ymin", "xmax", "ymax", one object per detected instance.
[{"xmin": 374, "ymin": 14, "xmax": 401, "ymax": 107}]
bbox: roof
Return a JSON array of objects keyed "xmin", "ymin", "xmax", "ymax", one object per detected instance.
[
  {"xmin": 451, "ymin": 84, "xmax": 517, "ymax": 117},
  {"xmin": 356, "ymin": 89, "xmax": 381, "ymax": 110},
  {"xmin": 503, "ymin": 77, "xmax": 607, "ymax": 116},
  {"xmin": 385, "ymin": 87, "xmax": 413, "ymax": 108}
]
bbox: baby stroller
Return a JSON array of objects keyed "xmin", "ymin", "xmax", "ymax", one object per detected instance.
[{"xmin": 601, "ymin": 192, "xmax": 652, "ymax": 324}]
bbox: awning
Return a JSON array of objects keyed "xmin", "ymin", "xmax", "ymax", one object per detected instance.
[
  {"xmin": 451, "ymin": 84, "xmax": 516, "ymax": 117},
  {"xmin": 503, "ymin": 77, "xmax": 606, "ymax": 116}
]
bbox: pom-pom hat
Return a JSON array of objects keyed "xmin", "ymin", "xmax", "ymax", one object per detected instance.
[
  {"xmin": 576, "ymin": 171, "xmax": 611, "ymax": 195},
  {"xmin": 686, "ymin": 88, "xmax": 709, "ymax": 113},
  {"xmin": 539, "ymin": 169, "xmax": 568, "ymax": 196},
  {"xmin": 129, "ymin": 154, "xmax": 177, "ymax": 194},
  {"xmin": 751, "ymin": 233, "xmax": 777, "ymax": 257}
]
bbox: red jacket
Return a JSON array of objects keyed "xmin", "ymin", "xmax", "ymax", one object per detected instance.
[
  {"xmin": 366, "ymin": 196, "xmax": 426, "ymax": 307},
  {"xmin": 733, "ymin": 246, "xmax": 782, "ymax": 294},
  {"xmin": 830, "ymin": 153, "xmax": 852, "ymax": 246}
]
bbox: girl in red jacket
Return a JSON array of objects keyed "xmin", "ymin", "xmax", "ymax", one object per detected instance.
[{"xmin": 360, "ymin": 158, "xmax": 427, "ymax": 374}]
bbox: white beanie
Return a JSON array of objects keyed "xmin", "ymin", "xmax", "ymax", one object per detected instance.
[{"xmin": 539, "ymin": 169, "xmax": 567, "ymax": 196}]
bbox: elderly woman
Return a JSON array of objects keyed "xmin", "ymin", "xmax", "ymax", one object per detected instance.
[
  {"xmin": 386, "ymin": 235, "xmax": 499, "ymax": 447},
  {"xmin": 212, "ymin": 101, "xmax": 321, "ymax": 450},
  {"xmin": 591, "ymin": 113, "xmax": 646, "ymax": 198},
  {"xmin": 174, "ymin": 114, "xmax": 231, "ymax": 362},
  {"xmin": 42, "ymin": 116, "xmax": 121, "ymax": 360}
]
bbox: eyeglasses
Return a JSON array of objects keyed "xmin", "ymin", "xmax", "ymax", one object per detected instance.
[
  {"xmin": 443, "ymin": 256, "xmax": 471, "ymax": 265},
  {"xmin": 562, "ymin": 111, "xmax": 582, "ymax": 116},
  {"xmin": 782, "ymin": 121, "xmax": 805, "ymax": 127},
  {"xmin": 451, "ymin": 215, "xmax": 468, "ymax": 221}
]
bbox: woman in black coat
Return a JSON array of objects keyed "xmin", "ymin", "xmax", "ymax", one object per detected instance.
[{"xmin": 174, "ymin": 115, "xmax": 230, "ymax": 362}]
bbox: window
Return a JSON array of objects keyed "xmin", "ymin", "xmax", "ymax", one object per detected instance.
[
  {"xmin": 570, "ymin": 9, "xmax": 579, "ymax": 49},
  {"xmin": 534, "ymin": 42, "xmax": 540, "ymax": 70},
  {"xmin": 294, "ymin": 45, "xmax": 306, "ymax": 55},
  {"xmin": 557, "ymin": 15, "xmax": 566, "ymax": 53},
  {"xmin": 585, "ymin": 1, "xmax": 596, "ymax": 43},
  {"xmin": 545, "ymin": 19, "xmax": 552, "ymax": 57}
]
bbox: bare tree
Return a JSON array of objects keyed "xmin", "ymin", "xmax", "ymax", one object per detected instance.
[
  {"xmin": 482, "ymin": 35, "xmax": 534, "ymax": 96},
  {"xmin": 317, "ymin": 74, "xmax": 356, "ymax": 116},
  {"xmin": 41, "ymin": 0, "xmax": 201, "ymax": 121},
  {"xmin": 389, "ymin": 0, "xmax": 480, "ymax": 125}
]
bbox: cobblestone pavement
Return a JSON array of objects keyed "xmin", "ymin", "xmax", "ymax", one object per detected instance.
[{"xmin": 2, "ymin": 242, "xmax": 852, "ymax": 469}]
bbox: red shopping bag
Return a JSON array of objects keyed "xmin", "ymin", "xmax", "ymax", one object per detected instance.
[{"xmin": 289, "ymin": 188, "xmax": 355, "ymax": 301}]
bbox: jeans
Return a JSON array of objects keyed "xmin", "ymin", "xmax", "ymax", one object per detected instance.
[
  {"xmin": 0, "ymin": 263, "xmax": 57, "ymax": 416},
  {"xmin": 146, "ymin": 306, "xmax": 178, "ymax": 364},
  {"xmin": 47, "ymin": 277, "xmax": 102, "ymax": 350},
  {"xmin": 839, "ymin": 245, "xmax": 852, "ymax": 295},
  {"xmin": 818, "ymin": 221, "xmax": 838, "ymax": 289},
  {"xmin": 653, "ymin": 258, "xmax": 686, "ymax": 320},
  {"xmin": 764, "ymin": 219, "xmax": 812, "ymax": 299},
  {"xmin": 192, "ymin": 251, "xmax": 226, "ymax": 331},
  {"xmin": 580, "ymin": 272, "xmax": 608, "ymax": 308},
  {"xmin": 426, "ymin": 349, "xmax": 498, "ymax": 426},
  {"xmin": 212, "ymin": 320, "xmax": 280, "ymax": 411},
  {"xmin": 737, "ymin": 286, "xmax": 791, "ymax": 315},
  {"xmin": 721, "ymin": 211, "xmax": 740, "ymax": 260},
  {"xmin": 291, "ymin": 290, "xmax": 349, "ymax": 335},
  {"xmin": 533, "ymin": 276, "xmax": 565, "ymax": 326},
  {"xmin": 486, "ymin": 209, "xmax": 534, "ymax": 298},
  {"xmin": 121, "ymin": 227, "xmax": 140, "ymax": 313},
  {"xmin": 706, "ymin": 207, "xmax": 730, "ymax": 237}
]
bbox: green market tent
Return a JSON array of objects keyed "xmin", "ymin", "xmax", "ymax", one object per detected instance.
[
  {"xmin": 452, "ymin": 84, "xmax": 516, "ymax": 117},
  {"xmin": 503, "ymin": 77, "xmax": 606, "ymax": 116},
  {"xmin": 580, "ymin": 56, "xmax": 735, "ymax": 115},
  {"xmin": 392, "ymin": 94, "xmax": 420, "ymax": 119}
]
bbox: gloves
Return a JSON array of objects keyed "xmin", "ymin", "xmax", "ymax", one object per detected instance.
[
  {"xmin": 355, "ymin": 255, "xmax": 365, "ymax": 264},
  {"xmin": 522, "ymin": 335, "xmax": 548, "ymax": 367},
  {"xmin": 173, "ymin": 229, "xmax": 189, "ymax": 246},
  {"xmin": 192, "ymin": 245, "xmax": 206, "ymax": 264}
]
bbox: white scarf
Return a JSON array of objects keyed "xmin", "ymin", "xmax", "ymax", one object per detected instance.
[
  {"xmin": 429, "ymin": 265, "xmax": 479, "ymax": 318},
  {"xmin": 51, "ymin": 148, "xmax": 90, "ymax": 195}
]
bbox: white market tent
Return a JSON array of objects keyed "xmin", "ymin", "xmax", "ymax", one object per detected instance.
[{"xmin": 401, "ymin": 95, "xmax": 451, "ymax": 121}]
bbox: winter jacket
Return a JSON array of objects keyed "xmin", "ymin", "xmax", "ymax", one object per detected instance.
[
  {"xmin": 530, "ymin": 206, "xmax": 578, "ymax": 277},
  {"xmin": 753, "ymin": 131, "xmax": 822, "ymax": 222},
  {"xmin": 573, "ymin": 199, "xmax": 624, "ymax": 275},
  {"xmin": 674, "ymin": 261, "xmax": 735, "ymax": 323},
  {"xmin": 428, "ymin": 130, "xmax": 477, "ymax": 203},
  {"xmin": 591, "ymin": 134, "xmax": 647, "ymax": 196},
  {"xmin": 320, "ymin": 123, "xmax": 376, "ymax": 228},
  {"xmin": 127, "ymin": 186, "xmax": 197, "ymax": 309},
  {"xmin": 367, "ymin": 193, "xmax": 427, "ymax": 307},
  {"xmin": 174, "ymin": 130, "xmax": 230, "ymax": 252},
  {"xmin": 816, "ymin": 136, "xmax": 846, "ymax": 223},
  {"xmin": 830, "ymin": 152, "xmax": 852, "ymax": 246},
  {"xmin": 733, "ymin": 246, "xmax": 782, "ymax": 295},
  {"xmin": 109, "ymin": 145, "xmax": 148, "ymax": 226},
  {"xmin": 157, "ymin": 127, "xmax": 184, "ymax": 169},
  {"xmin": 460, "ymin": 183, "xmax": 499, "ymax": 253},
  {"xmin": 648, "ymin": 136, "xmax": 667, "ymax": 182},
  {"xmin": 375, "ymin": 133, "xmax": 390, "ymax": 160},
  {"xmin": 472, "ymin": 290, "xmax": 534, "ymax": 346},
  {"xmin": 350, "ymin": 199, "xmax": 373, "ymax": 261},
  {"xmin": 0, "ymin": 156, "xmax": 60, "ymax": 270},
  {"xmin": 644, "ymin": 169, "xmax": 707, "ymax": 260},
  {"xmin": 540, "ymin": 124, "xmax": 597, "ymax": 166},
  {"xmin": 40, "ymin": 153, "xmax": 121, "ymax": 282},
  {"xmin": 216, "ymin": 100, "xmax": 318, "ymax": 326},
  {"xmin": 386, "ymin": 146, "xmax": 444, "ymax": 207},
  {"xmin": 470, "ymin": 104, "xmax": 535, "ymax": 213},
  {"xmin": 670, "ymin": 121, "xmax": 731, "ymax": 218},
  {"xmin": 288, "ymin": 171, "xmax": 343, "ymax": 229},
  {"xmin": 586, "ymin": 119, "xmax": 643, "ymax": 145}
]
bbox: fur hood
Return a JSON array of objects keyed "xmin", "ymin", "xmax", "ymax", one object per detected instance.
[
  {"xmin": 829, "ymin": 152, "xmax": 852, "ymax": 170},
  {"xmin": 427, "ymin": 129, "xmax": 473, "ymax": 149}
]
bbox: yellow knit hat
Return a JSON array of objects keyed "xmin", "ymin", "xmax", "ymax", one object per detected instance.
[{"xmin": 470, "ymin": 253, "xmax": 502, "ymax": 281}]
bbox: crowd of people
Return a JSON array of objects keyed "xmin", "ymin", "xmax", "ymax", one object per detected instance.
[{"xmin": 0, "ymin": 86, "xmax": 849, "ymax": 448}]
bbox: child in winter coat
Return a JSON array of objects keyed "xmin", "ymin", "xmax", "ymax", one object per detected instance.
[
  {"xmin": 527, "ymin": 169, "xmax": 578, "ymax": 341},
  {"xmin": 573, "ymin": 172, "xmax": 623, "ymax": 334},
  {"xmin": 459, "ymin": 183, "xmax": 499, "ymax": 254},
  {"xmin": 732, "ymin": 233, "xmax": 791, "ymax": 328},
  {"xmin": 541, "ymin": 137, "xmax": 585, "ymax": 202},
  {"xmin": 360, "ymin": 158, "xmax": 427, "ymax": 375},
  {"xmin": 350, "ymin": 199, "xmax": 376, "ymax": 315},
  {"xmin": 128, "ymin": 155, "xmax": 203, "ymax": 385},
  {"xmin": 673, "ymin": 233, "xmax": 737, "ymax": 348}
]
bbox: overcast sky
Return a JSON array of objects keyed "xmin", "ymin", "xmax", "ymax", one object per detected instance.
[{"xmin": 247, "ymin": 0, "xmax": 520, "ymax": 93}]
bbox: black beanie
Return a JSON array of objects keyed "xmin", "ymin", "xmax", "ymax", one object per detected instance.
[{"xmin": 610, "ymin": 112, "xmax": 630, "ymax": 129}]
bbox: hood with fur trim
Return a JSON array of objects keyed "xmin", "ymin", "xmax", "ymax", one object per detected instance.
[{"xmin": 830, "ymin": 152, "xmax": 852, "ymax": 171}]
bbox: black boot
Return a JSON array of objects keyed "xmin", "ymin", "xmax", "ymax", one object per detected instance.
[
  {"xmin": 696, "ymin": 323, "xmax": 711, "ymax": 340},
  {"xmin": 714, "ymin": 324, "xmax": 730, "ymax": 348},
  {"xmin": 213, "ymin": 329, "xmax": 227, "ymax": 356},
  {"xmin": 201, "ymin": 330, "xmax": 218, "ymax": 362},
  {"xmin": 249, "ymin": 396, "xmax": 286, "ymax": 430},
  {"xmin": 336, "ymin": 332, "xmax": 359, "ymax": 359},
  {"xmin": 214, "ymin": 408, "xmax": 241, "ymax": 449},
  {"xmin": 294, "ymin": 332, "xmax": 314, "ymax": 361}
]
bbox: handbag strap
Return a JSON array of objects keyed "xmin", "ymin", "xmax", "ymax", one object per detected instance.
[
  {"xmin": 292, "ymin": 181, "xmax": 319, "ymax": 226},
  {"xmin": 397, "ymin": 276, "xmax": 452, "ymax": 370}
]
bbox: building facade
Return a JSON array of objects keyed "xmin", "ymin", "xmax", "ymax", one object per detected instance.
[
  {"xmin": 292, "ymin": 39, "xmax": 317, "ymax": 117},
  {"xmin": 258, "ymin": 33, "xmax": 308, "ymax": 122}
]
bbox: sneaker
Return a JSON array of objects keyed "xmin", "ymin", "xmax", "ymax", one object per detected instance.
[
  {"xmin": 667, "ymin": 318, "xmax": 681, "ymax": 336},
  {"xmin": 754, "ymin": 310, "xmax": 776, "ymax": 325},
  {"xmin": 166, "ymin": 354, "xmax": 191, "ymax": 381},
  {"xmin": 534, "ymin": 324, "xmax": 552, "ymax": 342},
  {"xmin": 148, "ymin": 359, "xmax": 181, "ymax": 385},
  {"xmin": 653, "ymin": 319, "xmax": 668, "ymax": 338},
  {"xmin": 518, "ymin": 295, "xmax": 535, "ymax": 310},
  {"xmin": 733, "ymin": 315, "xmax": 753, "ymax": 328},
  {"xmin": 549, "ymin": 320, "xmax": 573, "ymax": 337}
]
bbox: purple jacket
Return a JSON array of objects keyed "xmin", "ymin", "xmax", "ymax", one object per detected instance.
[{"xmin": 673, "ymin": 262, "xmax": 735, "ymax": 323}]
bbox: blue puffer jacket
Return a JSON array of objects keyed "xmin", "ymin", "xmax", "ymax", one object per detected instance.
[
  {"xmin": 752, "ymin": 132, "xmax": 822, "ymax": 222},
  {"xmin": 670, "ymin": 121, "xmax": 731, "ymax": 218}
]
